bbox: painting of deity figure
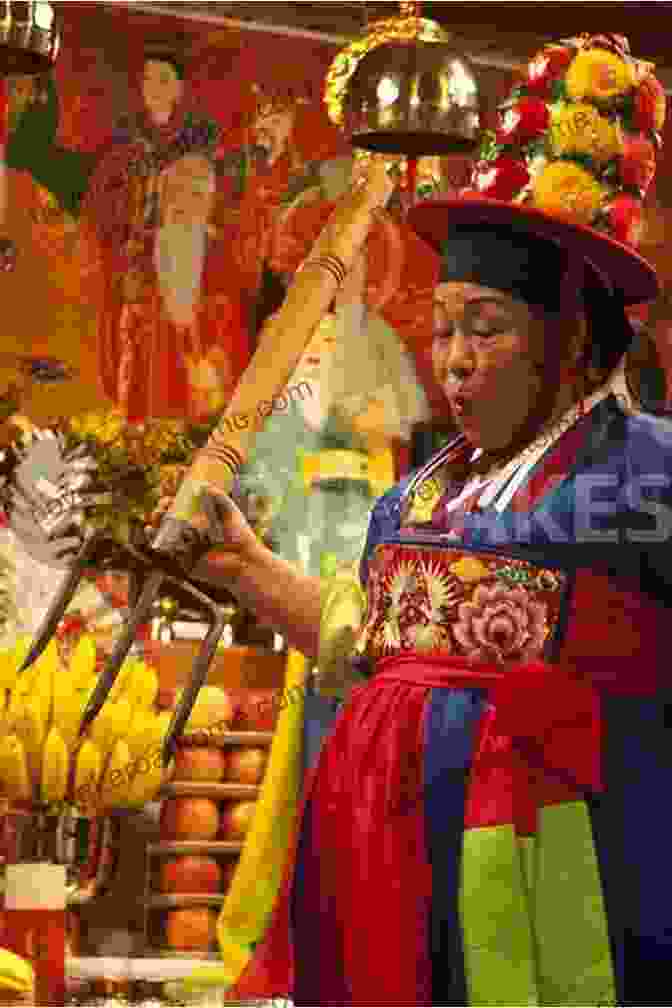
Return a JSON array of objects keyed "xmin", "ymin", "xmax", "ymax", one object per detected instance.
[
  {"xmin": 78, "ymin": 45, "xmax": 251, "ymax": 422},
  {"xmin": 90, "ymin": 149, "xmax": 250, "ymax": 422},
  {"xmin": 86, "ymin": 45, "xmax": 221, "ymax": 249},
  {"xmin": 216, "ymin": 90, "xmax": 349, "ymax": 337}
]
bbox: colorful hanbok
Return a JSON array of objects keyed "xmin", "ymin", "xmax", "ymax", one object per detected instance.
[
  {"xmin": 183, "ymin": 29, "xmax": 671, "ymax": 1007},
  {"xmin": 229, "ymin": 388, "xmax": 672, "ymax": 1006}
]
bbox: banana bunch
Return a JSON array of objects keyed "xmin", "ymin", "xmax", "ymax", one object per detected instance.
[
  {"xmin": 0, "ymin": 948, "xmax": 34, "ymax": 1001},
  {"xmin": 0, "ymin": 634, "xmax": 173, "ymax": 814}
]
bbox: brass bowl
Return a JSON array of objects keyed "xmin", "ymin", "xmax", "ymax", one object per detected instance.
[
  {"xmin": 344, "ymin": 39, "xmax": 480, "ymax": 157},
  {"xmin": 0, "ymin": 2, "xmax": 60, "ymax": 75}
]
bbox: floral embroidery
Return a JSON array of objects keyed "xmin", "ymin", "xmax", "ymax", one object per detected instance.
[
  {"xmin": 449, "ymin": 555, "xmax": 491, "ymax": 584},
  {"xmin": 453, "ymin": 583, "xmax": 548, "ymax": 663},
  {"xmin": 354, "ymin": 545, "xmax": 567, "ymax": 664}
]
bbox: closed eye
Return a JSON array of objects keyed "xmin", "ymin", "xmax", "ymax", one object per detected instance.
[{"xmin": 472, "ymin": 325, "xmax": 504, "ymax": 341}]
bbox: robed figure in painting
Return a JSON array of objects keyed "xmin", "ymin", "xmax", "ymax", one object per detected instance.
[{"xmin": 79, "ymin": 47, "xmax": 250, "ymax": 422}]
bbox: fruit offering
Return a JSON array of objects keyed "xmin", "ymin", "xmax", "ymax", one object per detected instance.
[
  {"xmin": 177, "ymin": 686, "xmax": 235, "ymax": 744},
  {"xmin": 165, "ymin": 908, "xmax": 218, "ymax": 954},
  {"xmin": 234, "ymin": 689, "xmax": 279, "ymax": 732},
  {"xmin": 160, "ymin": 798, "xmax": 220, "ymax": 842},
  {"xmin": 173, "ymin": 746, "xmax": 226, "ymax": 783},
  {"xmin": 160, "ymin": 856, "xmax": 223, "ymax": 895},
  {"xmin": 219, "ymin": 800, "xmax": 258, "ymax": 841},
  {"xmin": 0, "ymin": 948, "xmax": 34, "ymax": 1002},
  {"xmin": 224, "ymin": 747, "xmax": 268, "ymax": 786},
  {"xmin": 0, "ymin": 634, "xmax": 172, "ymax": 814}
]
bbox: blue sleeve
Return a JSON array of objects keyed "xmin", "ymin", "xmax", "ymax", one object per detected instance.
[
  {"xmin": 359, "ymin": 474, "xmax": 415, "ymax": 589},
  {"xmin": 622, "ymin": 415, "xmax": 672, "ymax": 600}
]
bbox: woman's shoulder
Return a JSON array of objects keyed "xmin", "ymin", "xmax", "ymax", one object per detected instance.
[
  {"xmin": 370, "ymin": 471, "xmax": 417, "ymax": 523},
  {"xmin": 620, "ymin": 409, "xmax": 672, "ymax": 467}
]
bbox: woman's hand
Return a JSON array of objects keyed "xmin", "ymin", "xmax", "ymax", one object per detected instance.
[
  {"xmin": 314, "ymin": 158, "xmax": 396, "ymax": 265},
  {"xmin": 147, "ymin": 491, "xmax": 263, "ymax": 589}
]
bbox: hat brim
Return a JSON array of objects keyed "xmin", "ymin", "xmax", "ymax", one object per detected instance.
[{"xmin": 408, "ymin": 197, "xmax": 659, "ymax": 307}]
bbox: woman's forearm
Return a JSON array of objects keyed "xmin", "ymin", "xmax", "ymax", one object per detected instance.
[{"xmin": 202, "ymin": 544, "xmax": 322, "ymax": 662}]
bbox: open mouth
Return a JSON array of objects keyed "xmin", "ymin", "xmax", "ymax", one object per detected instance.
[{"xmin": 452, "ymin": 395, "xmax": 468, "ymax": 416}]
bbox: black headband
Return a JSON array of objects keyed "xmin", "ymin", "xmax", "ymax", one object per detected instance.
[{"xmin": 440, "ymin": 226, "xmax": 571, "ymax": 314}]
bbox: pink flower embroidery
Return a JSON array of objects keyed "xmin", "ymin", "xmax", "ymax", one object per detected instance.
[{"xmin": 453, "ymin": 584, "xmax": 548, "ymax": 663}]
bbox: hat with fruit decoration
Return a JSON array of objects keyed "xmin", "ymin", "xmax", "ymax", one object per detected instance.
[{"xmin": 409, "ymin": 33, "xmax": 667, "ymax": 365}]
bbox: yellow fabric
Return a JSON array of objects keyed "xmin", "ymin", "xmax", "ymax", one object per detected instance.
[
  {"xmin": 184, "ymin": 649, "xmax": 307, "ymax": 994},
  {"xmin": 460, "ymin": 802, "xmax": 616, "ymax": 1006},
  {"xmin": 302, "ymin": 447, "xmax": 395, "ymax": 499},
  {"xmin": 533, "ymin": 802, "xmax": 616, "ymax": 1006},
  {"xmin": 461, "ymin": 825, "xmax": 539, "ymax": 1006},
  {"xmin": 318, "ymin": 573, "xmax": 367, "ymax": 696}
]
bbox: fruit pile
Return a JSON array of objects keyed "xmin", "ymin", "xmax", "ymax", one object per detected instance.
[
  {"xmin": 0, "ymin": 635, "xmax": 172, "ymax": 813},
  {"xmin": 150, "ymin": 685, "xmax": 272, "ymax": 955}
]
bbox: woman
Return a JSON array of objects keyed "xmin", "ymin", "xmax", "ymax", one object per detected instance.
[{"xmin": 191, "ymin": 36, "xmax": 671, "ymax": 1006}]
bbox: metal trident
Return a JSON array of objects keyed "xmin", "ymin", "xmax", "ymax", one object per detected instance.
[{"xmin": 19, "ymin": 489, "xmax": 232, "ymax": 767}]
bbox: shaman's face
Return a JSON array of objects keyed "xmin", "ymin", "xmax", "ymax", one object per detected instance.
[{"xmin": 432, "ymin": 282, "xmax": 547, "ymax": 454}]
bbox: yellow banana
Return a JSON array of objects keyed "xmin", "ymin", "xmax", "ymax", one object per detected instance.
[
  {"xmin": 127, "ymin": 661, "xmax": 159, "ymax": 710},
  {"xmin": 16, "ymin": 695, "xmax": 47, "ymax": 788},
  {"xmin": 4, "ymin": 635, "xmax": 32, "ymax": 686},
  {"xmin": 67, "ymin": 634, "xmax": 98, "ymax": 689},
  {"xmin": 0, "ymin": 735, "xmax": 32, "ymax": 801},
  {"xmin": 127, "ymin": 708, "xmax": 157, "ymax": 759},
  {"xmin": 89, "ymin": 699, "xmax": 133, "ymax": 759},
  {"xmin": 10, "ymin": 667, "xmax": 40, "ymax": 708},
  {"xmin": 99, "ymin": 738, "xmax": 133, "ymax": 811},
  {"xmin": 31, "ymin": 638, "xmax": 60, "ymax": 720},
  {"xmin": 54, "ymin": 677, "xmax": 95, "ymax": 753},
  {"xmin": 124, "ymin": 711, "xmax": 173, "ymax": 808},
  {"xmin": 145, "ymin": 711, "xmax": 172, "ymax": 758},
  {"xmin": 0, "ymin": 649, "xmax": 19, "ymax": 691},
  {"xmin": 0, "ymin": 948, "xmax": 34, "ymax": 996},
  {"xmin": 72, "ymin": 739, "xmax": 104, "ymax": 814},
  {"xmin": 125, "ymin": 743, "xmax": 166, "ymax": 808},
  {"xmin": 41, "ymin": 727, "xmax": 69, "ymax": 804},
  {"xmin": 106, "ymin": 657, "xmax": 136, "ymax": 704}
]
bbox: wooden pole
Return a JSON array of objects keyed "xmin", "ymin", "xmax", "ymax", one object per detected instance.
[{"xmin": 155, "ymin": 160, "xmax": 394, "ymax": 541}]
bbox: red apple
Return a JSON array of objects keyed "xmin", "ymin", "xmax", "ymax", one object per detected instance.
[
  {"xmin": 181, "ymin": 686, "xmax": 236, "ymax": 744},
  {"xmin": 236, "ymin": 691, "xmax": 279, "ymax": 732},
  {"xmin": 173, "ymin": 746, "xmax": 227, "ymax": 783},
  {"xmin": 165, "ymin": 908, "xmax": 217, "ymax": 953},
  {"xmin": 160, "ymin": 856, "xmax": 223, "ymax": 895},
  {"xmin": 219, "ymin": 801, "xmax": 257, "ymax": 841},
  {"xmin": 160, "ymin": 798, "xmax": 220, "ymax": 842},
  {"xmin": 224, "ymin": 748, "xmax": 268, "ymax": 786}
]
